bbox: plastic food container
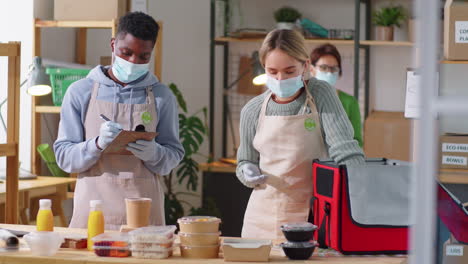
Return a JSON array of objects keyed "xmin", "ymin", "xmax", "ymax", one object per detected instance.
[
  {"xmin": 177, "ymin": 216, "xmax": 221, "ymax": 233},
  {"xmin": 280, "ymin": 241, "xmax": 317, "ymax": 260},
  {"xmin": 131, "ymin": 248, "xmax": 173, "ymax": 259},
  {"xmin": 178, "ymin": 232, "xmax": 220, "ymax": 246},
  {"xmin": 128, "ymin": 225, "xmax": 176, "ymax": 243},
  {"xmin": 130, "ymin": 239, "xmax": 174, "ymax": 251},
  {"xmin": 23, "ymin": 231, "xmax": 64, "ymax": 256},
  {"xmin": 222, "ymin": 238, "xmax": 272, "ymax": 262},
  {"xmin": 280, "ymin": 222, "xmax": 317, "ymax": 242},
  {"xmin": 92, "ymin": 232, "xmax": 131, "ymax": 257},
  {"xmin": 180, "ymin": 244, "xmax": 220, "ymax": 259}
]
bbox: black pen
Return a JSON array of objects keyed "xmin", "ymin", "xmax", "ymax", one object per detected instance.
[{"xmin": 99, "ymin": 114, "xmax": 123, "ymax": 130}]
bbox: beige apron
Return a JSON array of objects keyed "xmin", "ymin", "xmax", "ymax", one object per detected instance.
[
  {"xmin": 69, "ymin": 82, "xmax": 165, "ymax": 230},
  {"xmin": 241, "ymin": 88, "xmax": 329, "ymax": 239}
]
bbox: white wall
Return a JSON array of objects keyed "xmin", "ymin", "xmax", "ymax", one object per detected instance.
[
  {"xmin": 148, "ymin": 0, "xmax": 211, "ymax": 209},
  {"xmin": 0, "ymin": 0, "xmax": 35, "ymax": 173}
]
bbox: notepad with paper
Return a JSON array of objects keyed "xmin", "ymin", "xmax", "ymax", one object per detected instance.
[{"xmin": 103, "ymin": 130, "xmax": 158, "ymax": 155}]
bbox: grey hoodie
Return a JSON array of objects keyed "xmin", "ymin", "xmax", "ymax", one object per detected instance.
[{"xmin": 53, "ymin": 65, "xmax": 184, "ymax": 175}]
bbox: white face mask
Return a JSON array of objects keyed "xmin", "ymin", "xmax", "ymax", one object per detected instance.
[
  {"xmin": 266, "ymin": 74, "xmax": 304, "ymax": 98},
  {"xmin": 315, "ymin": 70, "xmax": 339, "ymax": 86},
  {"xmin": 112, "ymin": 53, "xmax": 150, "ymax": 83}
]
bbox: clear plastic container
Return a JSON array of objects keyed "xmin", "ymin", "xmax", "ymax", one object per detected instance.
[
  {"xmin": 93, "ymin": 246, "xmax": 131, "ymax": 257},
  {"xmin": 178, "ymin": 232, "xmax": 220, "ymax": 246},
  {"xmin": 92, "ymin": 232, "xmax": 130, "ymax": 257},
  {"xmin": 128, "ymin": 225, "xmax": 176, "ymax": 243},
  {"xmin": 130, "ymin": 238, "xmax": 175, "ymax": 251},
  {"xmin": 177, "ymin": 216, "xmax": 221, "ymax": 233},
  {"xmin": 131, "ymin": 247, "xmax": 173, "ymax": 259},
  {"xmin": 23, "ymin": 231, "xmax": 64, "ymax": 256},
  {"xmin": 180, "ymin": 244, "xmax": 219, "ymax": 259}
]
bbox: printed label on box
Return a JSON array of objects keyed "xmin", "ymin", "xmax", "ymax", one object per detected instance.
[
  {"xmin": 442, "ymin": 143, "xmax": 468, "ymax": 153},
  {"xmin": 446, "ymin": 245, "xmax": 464, "ymax": 256},
  {"xmin": 455, "ymin": 21, "xmax": 468, "ymax": 43},
  {"xmin": 442, "ymin": 155, "xmax": 468, "ymax": 166}
]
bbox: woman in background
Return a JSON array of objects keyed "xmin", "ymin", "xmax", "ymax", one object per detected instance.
[{"xmin": 309, "ymin": 44, "xmax": 363, "ymax": 147}]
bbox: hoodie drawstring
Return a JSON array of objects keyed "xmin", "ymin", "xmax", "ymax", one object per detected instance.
[
  {"xmin": 112, "ymin": 83, "xmax": 118, "ymax": 122},
  {"xmin": 129, "ymin": 88, "xmax": 134, "ymax": 131}
]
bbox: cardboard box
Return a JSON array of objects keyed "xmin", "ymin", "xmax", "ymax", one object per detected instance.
[
  {"xmin": 440, "ymin": 133, "xmax": 468, "ymax": 169},
  {"xmin": 443, "ymin": 235, "xmax": 468, "ymax": 264},
  {"xmin": 444, "ymin": 0, "xmax": 468, "ymax": 60},
  {"xmin": 363, "ymin": 111, "xmax": 411, "ymax": 161},
  {"xmin": 54, "ymin": 0, "xmax": 128, "ymax": 21},
  {"xmin": 222, "ymin": 238, "xmax": 272, "ymax": 262}
]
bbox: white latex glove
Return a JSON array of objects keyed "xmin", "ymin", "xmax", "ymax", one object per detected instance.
[
  {"xmin": 97, "ymin": 121, "xmax": 122, "ymax": 150},
  {"xmin": 127, "ymin": 139, "xmax": 158, "ymax": 162},
  {"xmin": 242, "ymin": 163, "xmax": 267, "ymax": 185}
]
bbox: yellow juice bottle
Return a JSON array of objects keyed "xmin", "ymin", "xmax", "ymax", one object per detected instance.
[
  {"xmin": 87, "ymin": 200, "xmax": 104, "ymax": 251},
  {"xmin": 36, "ymin": 199, "xmax": 54, "ymax": 231}
]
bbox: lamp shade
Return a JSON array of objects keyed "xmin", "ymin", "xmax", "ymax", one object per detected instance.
[
  {"xmin": 250, "ymin": 51, "xmax": 266, "ymax": 86},
  {"xmin": 27, "ymin": 57, "xmax": 52, "ymax": 96}
]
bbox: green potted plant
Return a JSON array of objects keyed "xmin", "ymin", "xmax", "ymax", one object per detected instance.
[
  {"xmin": 274, "ymin": 6, "xmax": 302, "ymax": 30},
  {"xmin": 372, "ymin": 5, "xmax": 407, "ymax": 41},
  {"xmin": 164, "ymin": 83, "xmax": 220, "ymax": 225}
]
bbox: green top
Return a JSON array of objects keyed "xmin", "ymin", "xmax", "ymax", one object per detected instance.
[{"xmin": 337, "ymin": 90, "xmax": 363, "ymax": 147}]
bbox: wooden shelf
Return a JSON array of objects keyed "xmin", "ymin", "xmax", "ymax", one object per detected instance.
[
  {"xmin": 360, "ymin": 40, "xmax": 414, "ymax": 47},
  {"xmin": 439, "ymin": 169, "xmax": 468, "ymax": 184},
  {"xmin": 0, "ymin": 43, "xmax": 20, "ymax": 56},
  {"xmin": 440, "ymin": 60, "xmax": 468, "ymax": 64},
  {"xmin": 35, "ymin": 106, "xmax": 61, "ymax": 114},
  {"xmin": 215, "ymin": 37, "xmax": 413, "ymax": 47},
  {"xmin": 35, "ymin": 20, "xmax": 116, "ymax": 29},
  {"xmin": 0, "ymin": 143, "xmax": 17, "ymax": 157},
  {"xmin": 215, "ymin": 37, "xmax": 354, "ymax": 45}
]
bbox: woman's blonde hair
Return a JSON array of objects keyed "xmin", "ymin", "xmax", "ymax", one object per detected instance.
[{"xmin": 259, "ymin": 29, "xmax": 309, "ymax": 66}]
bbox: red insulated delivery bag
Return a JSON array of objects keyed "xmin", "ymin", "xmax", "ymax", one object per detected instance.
[{"xmin": 312, "ymin": 158, "xmax": 410, "ymax": 255}]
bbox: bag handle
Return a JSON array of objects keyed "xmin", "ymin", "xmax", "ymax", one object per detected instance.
[{"xmin": 318, "ymin": 202, "xmax": 330, "ymax": 249}]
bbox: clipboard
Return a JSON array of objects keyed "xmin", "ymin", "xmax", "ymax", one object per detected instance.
[{"xmin": 103, "ymin": 130, "xmax": 158, "ymax": 155}]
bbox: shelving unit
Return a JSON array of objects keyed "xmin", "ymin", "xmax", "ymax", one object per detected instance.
[
  {"xmin": 31, "ymin": 19, "xmax": 163, "ymax": 175},
  {"xmin": 0, "ymin": 42, "xmax": 21, "ymax": 224},
  {"xmin": 208, "ymin": 0, "xmax": 414, "ymax": 157},
  {"xmin": 215, "ymin": 37, "xmax": 413, "ymax": 47}
]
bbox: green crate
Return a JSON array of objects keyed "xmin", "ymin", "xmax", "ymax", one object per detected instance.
[
  {"xmin": 36, "ymin": 143, "xmax": 69, "ymax": 177},
  {"xmin": 46, "ymin": 68, "xmax": 91, "ymax": 106}
]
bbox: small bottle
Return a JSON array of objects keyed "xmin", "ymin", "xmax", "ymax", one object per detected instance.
[
  {"xmin": 87, "ymin": 200, "xmax": 104, "ymax": 251},
  {"xmin": 36, "ymin": 199, "xmax": 54, "ymax": 231}
]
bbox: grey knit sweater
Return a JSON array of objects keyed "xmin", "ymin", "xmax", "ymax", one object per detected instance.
[{"xmin": 236, "ymin": 78, "xmax": 365, "ymax": 188}]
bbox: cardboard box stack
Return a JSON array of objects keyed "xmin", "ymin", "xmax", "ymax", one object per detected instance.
[
  {"xmin": 444, "ymin": 0, "xmax": 468, "ymax": 60},
  {"xmin": 54, "ymin": 0, "xmax": 127, "ymax": 21},
  {"xmin": 440, "ymin": 133, "xmax": 468, "ymax": 169},
  {"xmin": 364, "ymin": 111, "xmax": 412, "ymax": 161}
]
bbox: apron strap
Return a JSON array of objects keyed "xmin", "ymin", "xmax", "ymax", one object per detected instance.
[
  {"xmin": 90, "ymin": 82, "xmax": 100, "ymax": 105},
  {"xmin": 257, "ymin": 91, "xmax": 272, "ymax": 127}
]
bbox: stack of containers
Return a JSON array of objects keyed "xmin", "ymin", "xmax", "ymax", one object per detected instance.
[
  {"xmin": 92, "ymin": 233, "xmax": 131, "ymax": 258},
  {"xmin": 128, "ymin": 226, "xmax": 177, "ymax": 259},
  {"xmin": 279, "ymin": 222, "xmax": 318, "ymax": 260},
  {"xmin": 177, "ymin": 216, "xmax": 221, "ymax": 258}
]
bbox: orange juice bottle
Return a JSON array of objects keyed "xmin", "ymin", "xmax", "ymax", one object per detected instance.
[
  {"xmin": 87, "ymin": 200, "xmax": 104, "ymax": 251},
  {"xmin": 36, "ymin": 199, "xmax": 54, "ymax": 231}
]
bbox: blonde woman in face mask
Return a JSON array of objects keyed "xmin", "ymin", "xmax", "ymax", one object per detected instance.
[
  {"xmin": 236, "ymin": 29, "xmax": 364, "ymax": 239},
  {"xmin": 310, "ymin": 44, "xmax": 363, "ymax": 147}
]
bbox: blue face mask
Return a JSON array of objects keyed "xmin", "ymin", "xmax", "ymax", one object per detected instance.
[
  {"xmin": 266, "ymin": 74, "xmax": 304, "ymax": 98},
  {"xmin": 112, "ymin": 54, "xmax": 150, "ymax": 83},
  {"xmin": 315, "ymin": 70, "xmax": 339, "ymax": 86}
]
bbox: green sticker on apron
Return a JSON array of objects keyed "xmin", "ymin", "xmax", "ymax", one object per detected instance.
[
  {"xmin": 141, "ymin": 111, "xmax": 153, "ymax": 125},
  {"xmin": 304, "ymin": 118, "xmax": 316, "ymax": 131}
]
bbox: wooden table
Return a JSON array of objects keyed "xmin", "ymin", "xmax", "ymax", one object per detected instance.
[
  {"xmin": 0, "ymin": 177, "xmax": 76, "ymax": 226},
  {"xmin": 0, "ymin": 224, "xmax": 406, "ymax": 264}
]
